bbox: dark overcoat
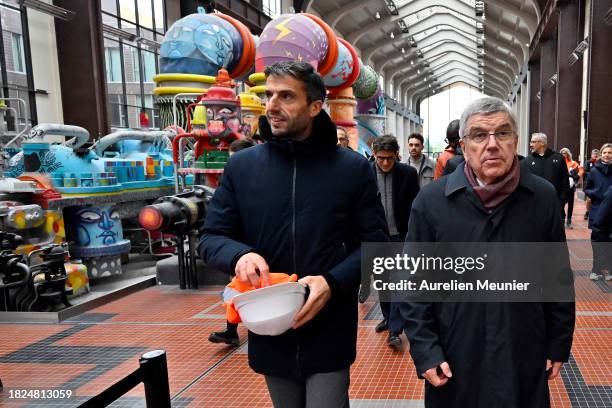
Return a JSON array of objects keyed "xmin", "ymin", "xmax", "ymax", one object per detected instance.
[{"xmin": 400, "ymin": 162, "xmax": 575, "ymax": 408}]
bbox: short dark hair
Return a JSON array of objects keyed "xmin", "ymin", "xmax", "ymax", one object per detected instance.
[
  {"xmin": 408, "ymin": 133, "xmax": 424, "ymax": 145},
  {"xmin": 446, "ymin": 119, "xmax": 460, "ymax": 142},
  {"xmin": 229, "ymin": 138, "xmax": 256, "ymax": 153},
  {"xmin": 264, "ymin": 61, "xmax": 326, "ymax": 104},
  {"xmin": 372, "ymin": 135, "xmax": 400, "ymax": 153}
]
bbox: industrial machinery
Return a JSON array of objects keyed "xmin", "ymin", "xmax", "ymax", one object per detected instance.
[{"xmin": 139, "ymin": 185, "xmax": 214, "ymax": 289}]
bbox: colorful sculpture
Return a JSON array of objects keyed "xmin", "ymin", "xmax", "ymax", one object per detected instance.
[
  {"xmin": 352, "ymin": 63, "xmax": 380, "ymax": 100},
  {"xmin": 64, "ymin": 205, "xmax": 130, "ymax": 278},
  {"xmin": 155, "ymin": 9, "xmax": 256, "ymax": 129},
  {"xmin": 327, "ymin": 88, "xmax": 358, "ymax": 151},
  {"xmin": 160, "ymin": 11, "xmax": 254, "ymax": 77},
  {"xmin": 255, "ymin": 12, "xmax": 341, "ymax": 78},
  {"xmin": 173, "ymin": 69, "xmax": 241, "ymax": 188},
  {"xmin": 323, "ymin": 39, "xmax": 360, "ymax": 93},
  {"xmin": 0, "ymin": 201, "xmax": 89, "ymax": 297},
  {"xmin": 239, "ymin": 92, "xmax": 265, "ymax": 138}
]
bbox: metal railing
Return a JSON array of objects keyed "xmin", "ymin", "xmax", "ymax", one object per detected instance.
[{"xmin": 78, "ymin": 350, "xmax": 170, "ymax": 408}]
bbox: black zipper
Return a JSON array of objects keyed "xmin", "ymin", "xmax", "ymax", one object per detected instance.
[
  {"xmin": 291, "ymin": 146, "xmax": 297, "ymax": 275},
  {"xmin": 290, "ymin": 145, "xmax": 302, "ymax": 379}
]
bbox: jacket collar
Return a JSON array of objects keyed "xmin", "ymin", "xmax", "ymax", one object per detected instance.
[
  {"xmin": 445, "ymin": 159, "xmax": 537, "ymax": 197},
  {"xmin": 258, "ymin": 110, "xmax": 338, "ymax": 153},
  {"xmin": 595, "ymin": 160, "xmax": 611, "ymax": 175},
  {"xmin": 531, "ymin": 148, "xmax": 554, "ymax": 158}
]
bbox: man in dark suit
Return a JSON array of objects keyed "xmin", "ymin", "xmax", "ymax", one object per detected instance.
[{"xmin": 370, "ymin": 135, "xmax": 419, "ymax": 350}]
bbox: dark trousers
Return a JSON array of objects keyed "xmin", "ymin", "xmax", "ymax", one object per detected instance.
[
  {"xmin": 563, "ymin": 189, "xmax": 576, "ymax": 223},
  {"xmin": 380, "ymin": 301, "xmax": 404, "ymax": 334},
  {"xmin": 379, "ymin": 234, "xmax": 405, "ymax": 335},
  {"xmin": 265, "ymin": 368, "xmax": 350, "ymax": 408},
  {"xmin": 591, "ymin": 230, "xmax": 612, "ymax": 274}
]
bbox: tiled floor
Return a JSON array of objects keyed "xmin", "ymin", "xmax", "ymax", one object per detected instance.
[{"xmin": 0, "ymin": 198, "xmax": 610, "ymax": 407}]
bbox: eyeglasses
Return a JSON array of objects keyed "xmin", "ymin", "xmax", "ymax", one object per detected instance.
[
  {"xmin": 465, "ymin": 130, "xmax": 515, "ymax": 144},
  {"xmin": 376, "ymin": 156, "xmax": 396, "ymax": 163}
]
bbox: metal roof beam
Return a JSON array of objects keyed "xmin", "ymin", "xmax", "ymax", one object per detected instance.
[
  {"xmin": 327, "ymin": 0, "xmax": 379, "ymax": 29},
  {"xmin": 486, "ymin": 0, "xmax": 537, "ymax": 38},
  {"xmin": 348, "ymin": 0, "xmax": 477, "ymax": 46}
]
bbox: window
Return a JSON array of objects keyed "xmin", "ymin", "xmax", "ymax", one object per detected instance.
[
  {"xmin": 262, "ymin": 0, "xmax": 281, "ymax": 18},
  {"xmin": 0, "ymin": 3, "xmax": 36, "ymax": 126},
  {"xmin": 142, "ymin": 49, "xmax": 156, "ymax": 83},
  {"xmin": 128, "ymin": 45, "xmax": 140, "ymax": 83},
  {"xmin": 102, "ymin": 0, "xmax": 164, "ymax": 129},
  {"xmin": 108, "ymin": 94, "xmax": 126, "ymax": 128},
  {"xmin": 10, "ymin": 32, "xmax": 25, "ymax": 73},
  {"xmin": 105, "ymin": 47, "xmax": 122, "ymax": 82}
]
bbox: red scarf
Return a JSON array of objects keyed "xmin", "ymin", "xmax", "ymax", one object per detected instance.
[{"xmin": 464, "ymin": 157, "xmax": 520, "ymax": 211}]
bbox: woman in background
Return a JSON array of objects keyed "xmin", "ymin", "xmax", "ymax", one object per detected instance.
[
  {"xmin": 585, "ymin": 143, "xmax": 612, "ymax": 280},
  {"xmin": 560, "ymin": 148, "xmax": 582, "ymax": 228}
]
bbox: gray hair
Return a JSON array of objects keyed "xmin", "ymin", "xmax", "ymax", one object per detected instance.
[
  {"xmin": 459, "ymin": 96, "xmax": 518, "ymax": 138},
  {"xmin": 560, "ymin": 147, "xmax": 572, "ymax": 160},
  {"xmin": 531, "ymin": 132, "xmax": 547, "ymax": 144}
]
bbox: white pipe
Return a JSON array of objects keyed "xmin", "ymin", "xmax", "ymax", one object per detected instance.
[
  {"xmin": 93, "ymin": 129, "xmax": 176, "ymax": 155},
  {"xmin": 25, "ymin": 123, "xmax": 90, "ymax": 150}
]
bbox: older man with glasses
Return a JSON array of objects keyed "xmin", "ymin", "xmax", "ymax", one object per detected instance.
[{"xmin": 400, "ymin": 97, "xmax": 575, "ymax": 407}]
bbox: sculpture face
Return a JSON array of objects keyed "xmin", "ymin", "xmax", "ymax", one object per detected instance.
[
  {"xmin": 240, "ymin": 111, "xmax": 260, "ymax": 138},
  {"xmin": 206, "ymin": 105, "xmax": 241, "ymax": 138},
  {"xmin": 160, "ymin": 18, "xmax": 199, "ymax": 59},
  {"xmin": 74, "ymin": 206, "xmax": 122, "ymax": 247},
  {"xmin": 194, "ymin": 23, "xmax": 234, "ymax": 67}
]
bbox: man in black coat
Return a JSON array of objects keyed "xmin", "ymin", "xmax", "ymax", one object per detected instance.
[
  {"xmin": 199, "ymin": 61, "xmax": 388, "ymax": 407},
  {"xmin": 400, "ymin": 97, "xmax": 575, "ymax": 407},
  {"xmin": 369, "ymin": 135, "xmax": 419, "ymax": 349},
  {"xmin": 527, "ymin": 133, "xmax": 570, "ymax": 212}
]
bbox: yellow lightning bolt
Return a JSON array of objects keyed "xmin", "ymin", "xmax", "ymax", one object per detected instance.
[{"xmin": 273, "ymin": 17, "xmax": 294, "ymax": 44}]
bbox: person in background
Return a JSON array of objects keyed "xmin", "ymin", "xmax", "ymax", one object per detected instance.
[
  {"xmin": 591, "ymin": 185, "xmax": 612, "ymax": 281},
  {"xmin": 336, "ymin": 127, "xmax": 351, "ymax": 149},
  {"xmin": 370, "ymin": 135, "xmax": 419, "ymax": 350},
  {"xmin": 527, "ymin": 133, "xmax": 570, "ymax": 218},
  {"xmin": 560, "ymin": 148, "xmax": 583, "ymax": 229},
  {"xmin": 406, "ymin": 133, "xmax": 435, "ymax": 187},
  {"xmin": 208, "ymin": 137, "xmax": 258, "ymax": 347},
  {"xmin": 585, "ymin": 143, "xmax": 612, "ymax": 280},
  {"xmin": 583, "ymin": 149, "xmax": 600, "ymax": 220},
  {"xmin": 228, "ymin": 138, "xmax": 256, "ymax": 155},
  {"xmin": 434, "ymin": 120, "xmax": 460, "ymax": 179}
]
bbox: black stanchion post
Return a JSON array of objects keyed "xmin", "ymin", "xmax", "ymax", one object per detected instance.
[
  {"xmin": 139, "ymin": 350, "xmax": 171, "ymax": 408},
  {"xmin": 188, "ymin": 231, "xmax": 198, "ymax": 289},
  {"xmin": 176, "ymin": 234, "xmax": 186, "ymax": 290}
]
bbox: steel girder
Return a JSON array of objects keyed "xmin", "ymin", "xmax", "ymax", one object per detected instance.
[
  {"xmin": 427, "ymin": 55, "xmax": 512, "ymax": 89},
  {"xmin": 485, "ymin": 0, "xmax": 537, "ymax": 38},
  {"xmin": 347, "ymin": 0, "xmax": 475, "ymax": 46},
  {"xmin": 326, "ymin": 0, "xmax": 379, "ymax": 29}
]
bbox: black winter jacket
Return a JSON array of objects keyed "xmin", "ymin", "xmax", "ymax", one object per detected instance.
[
  {"xmin": 526, "ymin": 148, "xmax": 570, "ymax": 203},
  {"xmin": 199, "ymin": 110, "xmax": 389, "ymax": 379},
  {"xmin": 370, "ymin": 161, "xmax": 419, "ymax": 239},
  {"xmin": 592, "ymin": 185, "xmax": 612, "ymax": 237},
  {"xmin": 585, "ymin": 161, "xmax": 612, "ymax": 229}
]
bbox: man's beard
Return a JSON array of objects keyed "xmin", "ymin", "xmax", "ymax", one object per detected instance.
[{"xmin": 270, "ymin": 120, "xmax": 307, "ymax": 140}]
